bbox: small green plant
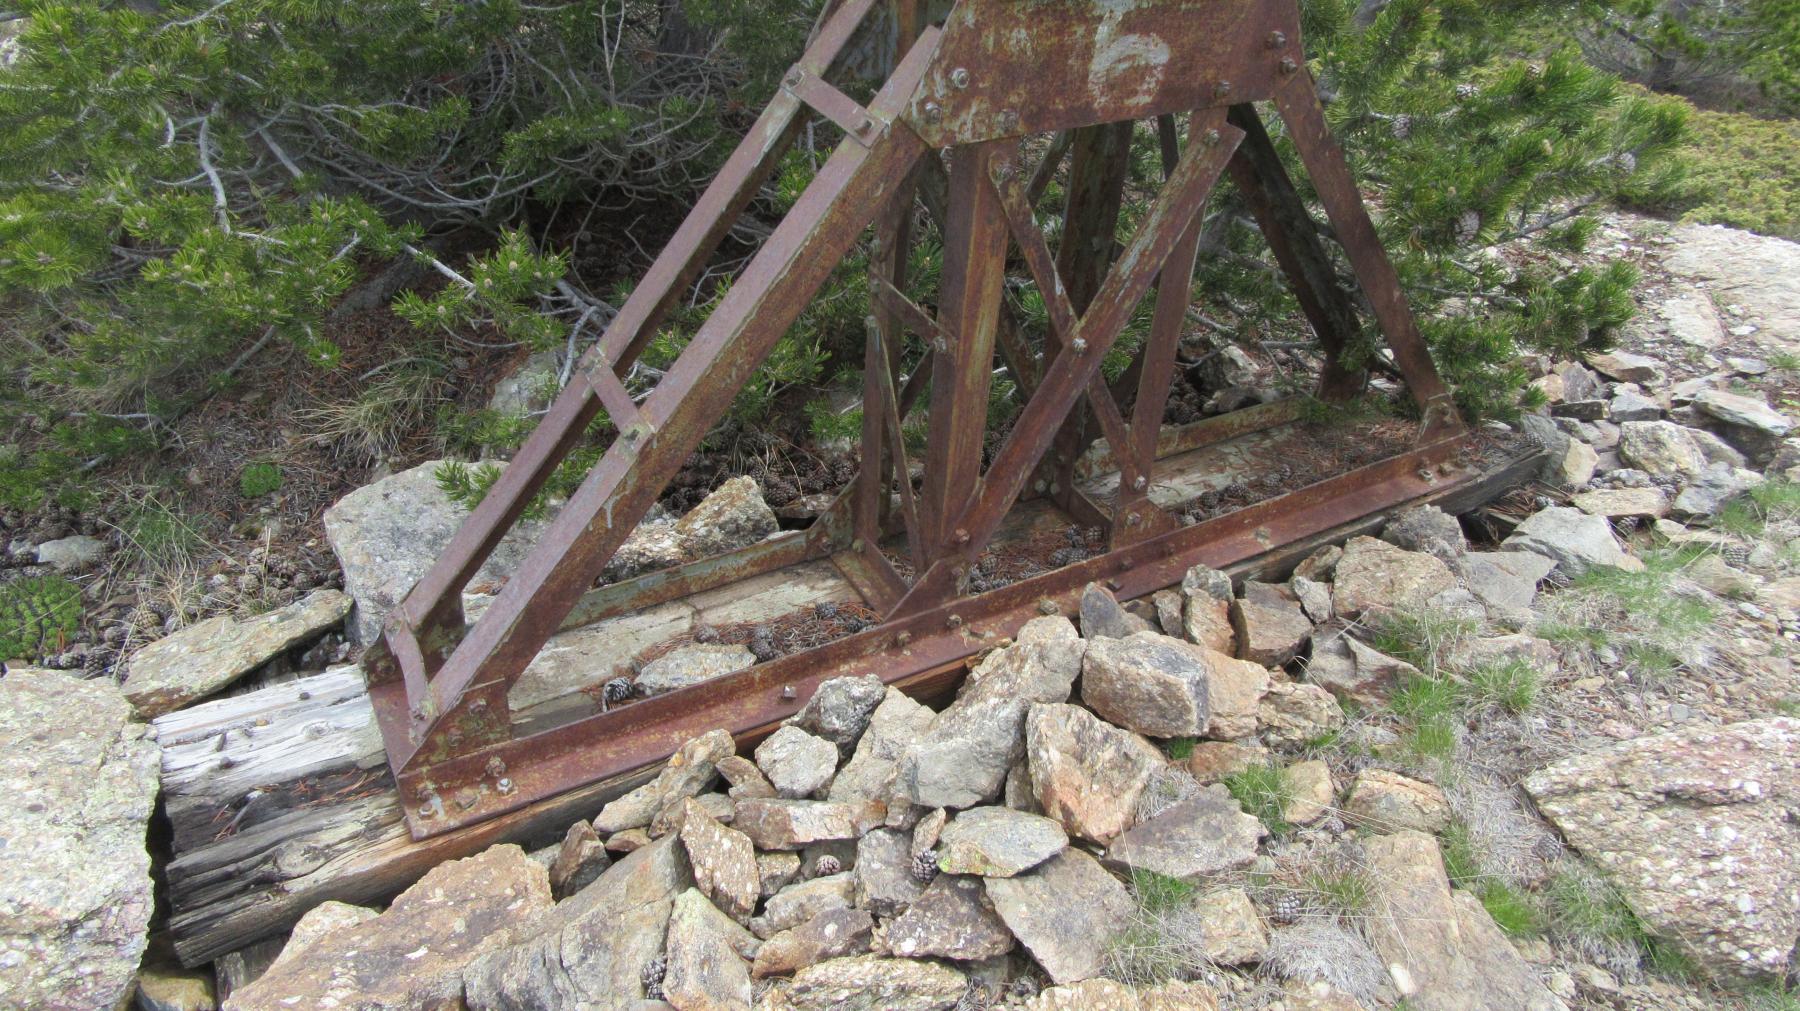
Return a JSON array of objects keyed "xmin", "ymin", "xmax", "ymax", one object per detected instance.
[
  {"xmin": 1225, "ymin": 762, "xmax": 1295, "ymax": 836},
  {"xmin": 1106, "ymin": 869, "xmax": 1209, "ymax": 985},
  {"xmin": 0, "ymin": 575, "xmax": 83, "ymax": 661},
  {"xmin": 122, "ymin": 495, "xmax": 205, "ymax": 569},
  {"xmin": 1459, "ymin": 658, "xmax": 1541, "ymax": 715},
  {"xmin": 1439, "ymin": 819, "xmax": 1484, "ymax": 887},
  {"xmin": 1303, "ymin": 864, "xmax": 1374, "ymax": 918},
  {"xmin": 298, "ymin": 363, "xmax": 446, "ymax": 462},
  {"xmin": 238, "ymin": 461, "xmax": 283, "ymax": 499},
  {"xmin": 1128, "ymin": 870, "xmax": 1197, "ymax": 914},
  {"xmin": 1163, "ymin": 736, "xmax": 1196, "ymax": 762},
  {"xmin": 1367, "ymin": 610, "xmax": 1478, "ymax": 674},
  {"xmin": 1476, "ymin": 882, "xmax": 1543, "ymax": 938},
  {"xmin": 1767, "ymin": 350, "xmax": 1800, "ymax": 373}
]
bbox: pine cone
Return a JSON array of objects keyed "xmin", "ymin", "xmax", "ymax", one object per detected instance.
[
  {"xmin": 1723, "ymin": 544, "xmax": 1751, "ymax": 568},
  {"xmin": 1269, "ymin": 891, "xmax": 1304, "ymax": 925},
  {"xmin": 813, "ymin": 854, "xmax": 841, "ymax": 876},
  {"xmin": 641, "ymin": 956, "xmax": 666, "ymax": 1000},
  {"xmin": 602, "ymin": 677, "xmax": 633, "ymax": 710},
  {"xmin": 911, "ymin": 848, "xmax": 940, "ymax": 884}
]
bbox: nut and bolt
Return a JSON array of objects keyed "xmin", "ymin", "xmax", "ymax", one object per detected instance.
[
  {"xmin": 896, "ymin": 630, "xmax": 912, "ymax": 647},
  {"xmin": 1037, "ymin": 598, "xmax": 1059, "ymax": 615},
  {"xmin": 1071, "ymin": 337, "xmax": 1089, "ymax": 353},
  {"xmin": 496, "ymin": 777, "xmax": 515, "ymax": 795},
  {"xmin": 1280, "ymin": 57, "xmax": 1299, "ymax": 75},
  {"xmin": 1202, "ymin": 129, "xmax": 1222, "ymax": 147},
  {"xmin": 923, "ymin": 102, "xmax": 943, "ymax": 123},
  {"xmin": 781, "ymin": 685, "xmax": 797, "ymax": 700},
  {"xmin": 486, "ymin": 757, "xmax": 507, "ymax": 777},
  {"xmin": 946, "ymin": 614, "xmax": 964, "ymax": 629},
  {"xmin": 1132, "ymin": 475, "xmax": 1147, "ymax": 491},
  {"xmin": 950, "ymin": 67, "xmax": 971, "ymax": 89},
  {"xmin": 1214, "ymin": 80, "xmax": 1233, "ymax": 99},
  {"xmin": 1267, "ymin": 31, "xmax": 1287, "ymax": 48}
]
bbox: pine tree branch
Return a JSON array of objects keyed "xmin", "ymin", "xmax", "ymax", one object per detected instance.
[{"xmin": 197, "ymin": 109, "xmax": 231, "ymax": 233}]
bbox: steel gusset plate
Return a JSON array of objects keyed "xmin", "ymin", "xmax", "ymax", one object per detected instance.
[{"xmin": 392, "ymin": 431, "xmax": 1488, "ymax": 837}]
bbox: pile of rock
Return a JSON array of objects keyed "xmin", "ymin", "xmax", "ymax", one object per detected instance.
[{"xmin": 221, "ymin": 506, "xmax": 1612, "ymax": 1009}]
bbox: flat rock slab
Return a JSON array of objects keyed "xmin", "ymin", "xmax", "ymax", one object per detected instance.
[
  {"xmin": 1524, "ymin": 718, "xmax": 1800, "ymax": 986},
  {"xmin": 1363, "ymin": 830, "xmax": 1567, "ymax": 1011},
  {"xmin": 1102, "ymin": 785, "xmax": 1265, "ymax": 880},
  {"xmin": 1025, "ymin": 702, "xmax": 1163, "ymax": 844},
  {"xmin": 123, "ymin": 589, "xmax": 350, "ymax": 718},
  {"xmin": 1330, "ymin": 537, "xmax": 1456, "ymax": 618},
  {"xmin": 0, "ymin": 669, "xmax": 159, "ymax": 1011},
  {"xmin": 884, "ymin": 874, "xmax": 1014, "ymax": 961},
  {"xmin": 1665, "ymin": 224, "xmax": 1800, "ymax": 346},
  {"xmin": 228, "ymin": 844, "xmax": 552, "ymax": 1011},
  {"xmin": 985, "ymin": 848, "xmax": 1132, "ymax": 984},
  {"xmin": 1023, "ymin": 979, "xmax": 1220, "ymax": 1010},
  {"xmin": 935, "ymin": 806, "xmax": 1067, "ymax": 878},
  {"xmin": 775, "ymin": 956, "xmax": 965, "ymax": 1011},
  {"xmin": 1502, "ymin": 506, "xmax": 1642, "ymax": 576},
  {"xmin": 1080, "ymin": 631, "xmax": 1211, "ymax": 738}
]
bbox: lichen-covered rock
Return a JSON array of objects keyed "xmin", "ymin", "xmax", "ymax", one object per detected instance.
[
  {"xmin": 934, "ymin": 806, "xmax": 1067, "ymax": 878},
  {"xmin": 885, "ymin": 874, "xmax": 1014, "ymax": 961},
  {"xmin": 1303, "ymin": 626, "xmax": 1418, "ymax": 709},
  {"xmin": 1572, "ymin": 487, "xmax": 1671, "ymax": 520},
  {"xmin": 732, "ymin": 799, "xmax": 874, "ymax": 851},
  {"xmin": 751, "ymin": 907, "xmax": 873, "ymax": 978},
  {"xmin": 773, "ymin": 956, "xmax": 965, "ymax": 1011},
  {"xmin": 1380, "ymin": 505, "xmax": 1466, "ymax": 562},
  {"xmin": 1194, "ymin": 888, "xmax": 1269, "ymax": 965},
  {"xmin": 464, "ymin": 835, "xmax": 689, "ymax": 1010},
  {"xmin": 1025, "ymin": 702, "xmax": 1164, "ymax": 844},
  {"xmin": 232, "ymin": 845, "xmax": 552, "ymax": 1011},
  {"xmin": 0, "ymin": 669, "xmax": 159, "ymax": 1011},
  {"xmin": 1101, "ymin": 785, "xmax": 1264, "ymax": 880},
  {"xmin": 123, "ymin": 588, "xmax": 350, "ymax": 717},
  {"xmin": 829, "ymin": 687, "xmax": 935, "ymax": 808},
  {"xmin": 1078, "ymin": 582, "xmax": 1152, "ymax": 639},
  {"xmin": 750, "ymin": 874, "xmax": 856, "ymax": 940},
  {"xmin": 1523, "ymin": 718, "xmax": 1800, "ymax": 986},
  {"xmin": 1362, "ymin": 831, "xmax": 1566, "ymax": 1010},
  {"xmin": 1344, "ymin": 769, "xmax": 1449, "ymax": 834},
  {"xmin": 853, "ymin": 829, "xmax": 923, "ymax": 917},
  {"xmin": 784, "ymin": 675, "xmax": 885, "ymax": 755},
  {"xmin": 1186, "ymin": 740, "xmax": 1271, "ymax": 784},
  {"xmin": 1257, "ymin": 681, "xmax": 1344, "ymax": 749},
  {"xmin": 1180, "ymin": 565, "xmax": 1237, "ymax": 654},
  {"xmin": 681, "ymin": 799, "xmax": 760, "ymax": 925},
  {"xmin": 1618, "ymin": 421, "xmax": 1709, "ymax": 481},
  {"xmin": 1329, "ymin": 537, "xmax": 1457, "ymax": 619},
  {"xmin": 662, "ymin": 889, "xmax": 755, "ymax": 1011},
  {"xmin": 1283, "ymin": 759, "xmax": 1334, "ymax": 826},
  {"xmin": 755, "ymin": 726, "xmax": 839, "ymax": 799},
  {"xmin": 550, "ymin": 819, "xmax": 612, "ymax": 899},
  {"xmin": 985, "ymin": 849, "xmax": 1133, "ymax": 984},
  {"xmin": 673, "ymin": 475, "xmax": 778, "ymax": 560}
]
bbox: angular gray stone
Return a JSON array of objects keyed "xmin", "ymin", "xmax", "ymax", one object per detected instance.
[
  {"xmin": 1501, "ymin": 506, "xmax": 1641, "ymax": 576},
  {"xmin": 680, "ymin": 799, "xmax": 760, "ymax": 925},
  {"xmin": 1102, "ymin": 785, "xmax": 1264, "ymax": 880},
  {"xmin": 751, "ymin": 907, "xmax": 873, "ymax": 978},
  {"xmin": 1380, "ymin": 505, "xmax": 1466, "ymax": 562},
  {"xmin": 1587, "ymin": 351, "xmax": 1663, "ymax": 384},
  {"xmin": 985, "ymin": 848, "xmax": 1133, "ymax": 984},
  {"xmin": 0, "ymin": 669, "xmax": 159, "ymax": 1011},
  {"xmin": 1290, "ymin": 575, "xmax": 1333, "ymax": 624},
  {"xmin": 895, "ymin": 618, "xmax": 1084, "ymax": 810},
  {"xmin": 715, "ymin": 755, "xmax": 776, "ymax": 800},
  {"xmin": 1022, "ymin": 979, "xmax": 1221, "ymax": 1010},
  {"xmin": 1185, "ymin": 740, "xmax": 1272, "ymax": 785},
  {"xmin": 1025, "ymin": 702, "xmax": 1164, "ymax": 844},
  {"xmin": 487, "ymin": 349, "xmax": 560, "ymax": 417},
  {"xmin": 829, "ymin": 687, "xmax": 936, "ymax": 807},
  {"xmin": 1524, "ymin": 718, "xmax": 1800, "ymax": 986},
  {"xmin": 636, "ymin": 643, "xmax": 757, "ymax": 697},
  {"xmin": 34, "ymin": 533, "xmax": 104, "ymax": 572},
  {"xmin": 1664, "ymin": 224, "xmax": 1800, "ymax": 347},
  {"xmin": 324, "ymin": 459, "xmax": 556, "ymax": 644},
  {"xmin": 1618, "ymin": 421, "xmax": 1709, "ymax": 481},
  {"xmin": 595, "ymin": 729, "xmax": 735, "ymax": 834},
  {"xmin": 1329, "ymin": 537, "xmax": 1457, "ymax": 618},
  {"xmin": 853, "ymin": 829, "xmax": 924, "ymax": 917},
  {"xmin": 785, "ymin": 675, "xmax": 885, "ymax": 755},
  {"xmin": 1079, "ymin": 582, "xmax": 1152, "ymax": 639},
  {"xmin": 465, "ymin": 836, "xmax": 689, "ymax": 1009},
  {"xmin": 1456, "ymin": 550, "xmax": 1557, "ymax": 617},
  {"xmin": 935, "ymin": 806, "xmax": 1068, "ymax": 878},
  {"xmin": 1283, "ymin": 759, "xmax": 1334, "ymax": 825},
  {"xmin": 1695, "ymin": 388, "xmax": 1793, "ymax": 437},
  {"xmin": 1231, "ymin": 581, "xmax": 1313, "ymax": 667},
  {"xmin": 886, "ymin": 874, "xmax": 1014, "ymax": 962},
  {"xmin": 1363, "ymin": 831, "xmax": 1567, "ymax": 1011},
  {"xmin": 1608, "ymin": 390, "xmax": 1663, "ymax": 423},
  {"xmin": 123, "ymin": 588, "xmax": 351, "ymax": 718},
  {"xmin": 757, "ymin": 852, "xmax": 801, "ymax": 899},
  {"xmin": 1672, "ymin": 462, "xmax": 1765, "ymax": 521},
  {"xmin": 751, "ymin": 874, "xmax": 856, "ymax": 940},
  {"xmin": 1080, "ymin": 631, "xmax": 1211, "ymax": 738},
  {"xmin": 755, "ymin": 726, "xmax": 838, "ymax": 799},
  {"xmin": 239, "ymin": 845, "xmax": 553, "ymax": 1011},
  {"xmin": 663, "ymin": 889, "xmax": 755, "ymax": 1011},
  {"xmin": 776, "ymin": 956, "xmax": 965, "ymax": 1011}
]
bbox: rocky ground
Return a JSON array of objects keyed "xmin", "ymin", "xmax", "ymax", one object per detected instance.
[{"xmin": 3, "ymin": 213, "xmax": 1800, "ymax": 1010}]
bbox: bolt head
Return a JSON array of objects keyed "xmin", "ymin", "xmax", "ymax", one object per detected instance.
[
  {"xmin": 947, "ymin": 614, "xmax": 964, "ymax": 629},
  {"xmin": 923, "ymin": 102, "xmax": 943, "ymax": 123},
  {"xmin": 950, "ymin": 67, "xmax": 971, "ymax": 89},
  {"xmin": 1267, "ymin": 30, "xmax": 1287, "ymax": 48},
  {"xmin": 496, "ymin": 777, "xmax": 515, "ymax": 795},
  {"xmin": 1037, "ymin": 598, "xmax": 1058, "ymax": 615},
  {"xmin": 1280, "ymin": 57, "xmax": 1299, "ymax": 75},
  {"xmin": 856, "ymin": 117, "xmax": 874, "ymax": 134},
  {"xmin": 1214, "ymin": 80, "xmax": 1233, "ymax": 99},
  {"xmin": 1071, "ymin": 337, "xmax": 1089, "ymax": 353},
  {"xmin": 1203, "ymin": 129, "xmax": 1222, "ymax": 147},
  {"xmin": 486, "ymin": 757, "xmax": 506, "ymax": 777},
  {"xmin": 1132, "ymin": 475, "xmax": 1148, "ymax": 491}
]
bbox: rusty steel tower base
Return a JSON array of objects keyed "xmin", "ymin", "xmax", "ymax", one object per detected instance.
[{"xmin": 367, "ymin": 0, "xmax": 1505, "ymax": 838}]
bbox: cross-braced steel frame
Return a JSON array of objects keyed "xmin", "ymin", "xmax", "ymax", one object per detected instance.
[{"xmin": 367, "ymin": 0, "xmax": 1474, "ymax": 838}]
